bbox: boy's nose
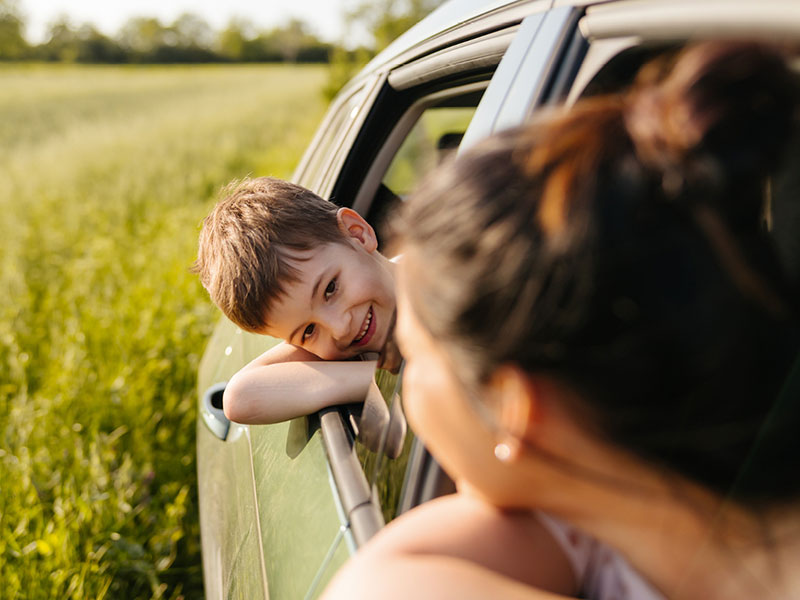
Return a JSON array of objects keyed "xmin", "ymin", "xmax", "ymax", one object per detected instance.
[{"xmin": 322, "ymin": 309, "xmax": 351, "ymax": 348}]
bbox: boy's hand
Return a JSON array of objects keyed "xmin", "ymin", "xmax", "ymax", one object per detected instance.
[{"xmin": 377, "ymin": 311, "xmax": 402, "ymax": 374}]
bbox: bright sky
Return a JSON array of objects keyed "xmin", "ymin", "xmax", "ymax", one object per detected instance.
[{"xmin": 20, "ymin": 0, "xmax": 366, "ymax": 44}]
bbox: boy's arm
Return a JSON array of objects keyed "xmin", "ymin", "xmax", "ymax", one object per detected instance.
[{"xmin": 222, "ymin": 341, "xmax": 378, "ymax": 424}]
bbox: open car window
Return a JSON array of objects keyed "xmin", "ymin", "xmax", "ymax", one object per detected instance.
[
  {"xmin": 347, "ymin": 94, "xmax": 483, "ymax": 524},
  {"xmin": 383, "ymin": 106, "xmax": 474, "ymax": 196}
]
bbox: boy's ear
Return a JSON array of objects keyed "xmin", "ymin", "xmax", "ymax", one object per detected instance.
[{"xmin": 336, "ymin": 208, "xmax": 378, "ymax": 252}]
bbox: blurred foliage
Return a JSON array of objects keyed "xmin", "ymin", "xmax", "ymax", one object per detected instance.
[
  {"xmin": 0, "ymin": 62, "xmax": 327, "ymax": 599},
  {"xmin": 322, "ymin": 45, "xmax": 374, "ymax": 101},
  {"xmin": 0, "ymin": 0, "xmax": 442, "ymax": 102},
  {"xmin": 217, "ymin": 18, "xmax": 331, "ymax": 63},
  {"xmin": 38, "ymin": 19, "xmax": 127, "ymax": 63},
  {"xmin": 350, "ymin": 0, "xmax": 441, "ymax": 52},
  {"xmin": 324, "ymin": 0, "xmax": 440, "ymax": 99},
  {"xmin": 0, "ymin": 10, "xmax": 332, "ymax": 64},
  {"xmin": 0, "ymin": 0, "xmax": 27, "ymax": 59}
]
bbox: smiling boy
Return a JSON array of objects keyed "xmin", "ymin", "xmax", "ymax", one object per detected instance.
[{"xmin": 194, "ymin": 176, "xmax": 400, "ymax": 425}]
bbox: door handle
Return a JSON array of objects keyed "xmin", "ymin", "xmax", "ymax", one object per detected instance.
[{"xmin": 201, "ymin": 382, "xmax": 230, "ymax": 441}]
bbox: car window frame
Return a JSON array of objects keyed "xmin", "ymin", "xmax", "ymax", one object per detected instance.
[
  {"xmin": 314, "ymin": 82, "xmax": 489, "ymax": 547},
  {"xmin": 460, "ymin": 5, "xmax": 583, "ymax": 151},
  {"xmin": 304, "ymin": 18, "xmax": 545, "ymax": 547}
]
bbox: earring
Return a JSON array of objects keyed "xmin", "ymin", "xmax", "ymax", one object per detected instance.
[{"xmin": 494, "ymin": 442, "xmax": 512, "ymax": 462}]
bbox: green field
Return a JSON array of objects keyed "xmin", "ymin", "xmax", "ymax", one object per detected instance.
[{"xmin": 0, "ymin": 63, "xmax": 328, "ymax": 599}]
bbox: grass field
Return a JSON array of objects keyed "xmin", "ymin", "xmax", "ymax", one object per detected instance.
[{"xmin": 0, "ymin": 63, "xmax": 328, "ymax": 599}]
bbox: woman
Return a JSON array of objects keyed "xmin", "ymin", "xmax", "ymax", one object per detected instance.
[{"xmin": 324, "ymin": 41, "xmax": 800, "ymax": 599}]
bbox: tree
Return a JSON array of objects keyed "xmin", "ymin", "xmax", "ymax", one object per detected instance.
[
  {"xmin": 0, "ymin": 0, "xmax": 28, "ymax": 59},
  {"xmin": 171, "ymin": 13, "xmax": 213, "ymax": 50},
  {"xmin": 116, "ymin": 16, "xmax": 217, "ymax": 63},
  {"xmin": 347, "ymin": 0, "xmax": 439, "ymax": 52},
  {"xmin": 75, "ymin": 24, "xmax": 124, "ymax": 63},
  {"xmin": 266, "ymin": 19, "xmax": 330, "ymax": 63},
  {"xmin": 118, "ymin": 17, "xmax": 170, "ymax": 58},
  {"xmin": 38, "ymin": 18, "xmax": 124, "ymax": 63},
  {"xmin": 324, "ymin": 0, "xmax": 438, "ymax": 99},
  {"xmin": 40, "ymin": 16, "xmax": 79, "ymax": 61},
  {"xmin": 215, "ymin": 18, "xmax": 252, "ymax": 61}
]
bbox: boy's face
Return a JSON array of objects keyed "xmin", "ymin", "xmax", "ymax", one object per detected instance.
[{"xmin": 262, "ymin": 209, "xmax": 396, "ymax": 361}]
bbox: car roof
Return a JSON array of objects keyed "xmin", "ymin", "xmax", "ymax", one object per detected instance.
[{"xmin": 365, "ymin": 0, "xmax": 524, "ymax": 70}]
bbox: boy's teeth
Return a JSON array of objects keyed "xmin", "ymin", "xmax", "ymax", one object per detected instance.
[{"xmin": 354, "ymin": 308, "xmax": 372, "ymax": 343}]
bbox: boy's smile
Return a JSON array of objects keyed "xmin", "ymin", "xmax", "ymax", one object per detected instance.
[
  {"xmin": 351, "ymin": 305, "xmax": 376, "ymax": 347},
  {"xmin": 261, "ymin": 209, "xmax": 396, "ymax": 361}
]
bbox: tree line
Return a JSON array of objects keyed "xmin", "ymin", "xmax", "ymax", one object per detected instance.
[
  {"xmin": 0, "ymin": 9, "xmax": 333, "ymax": 63},
  {"xmin": 0, "ymin": 0, "xmax": 440, "ymax": 65}
]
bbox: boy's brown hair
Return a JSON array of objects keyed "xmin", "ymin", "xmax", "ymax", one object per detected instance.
[{"xmin": 194, "ymin": 177, "xmax": 344, "ymax": 332}]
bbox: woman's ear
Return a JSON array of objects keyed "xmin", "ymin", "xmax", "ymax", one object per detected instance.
[
  {"xmin": 487, "ymin": 365, "xmax": 541, "ymax": 456},
  {"xmin": 337, "ymin": 208, "xmax": 378, "ymax": 252}
]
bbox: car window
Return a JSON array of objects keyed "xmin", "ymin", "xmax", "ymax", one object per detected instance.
[
  {"xmin": 382, "ymin": 106, "xmax": 475, "ymax": 197},
  {"xmin": 310, "ymin": 1, "xmax": 558, "ymax": 541},
  {"xmin": 340, "ymin": 8, "xmax": 572, "ymax": 524},
  {"xmin": 347, "ymin": 5, "xmax": 588, "ymax": 528},
  {"xmin": 362, "ymin": 92, "xmax": 483, "ymax": 251},
  {"xmin": 348, "ymin": 97, "xmax": 481, "ymax": 523}
]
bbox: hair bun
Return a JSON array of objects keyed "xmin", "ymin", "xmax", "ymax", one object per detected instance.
[{"xmin": 625, "ymin": 41, "xmax": 799, "ymax": 201}]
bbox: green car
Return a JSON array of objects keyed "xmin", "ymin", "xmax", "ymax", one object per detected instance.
[{"xmin": 196, "ymin": 0, "xmax": 800, "ymax": 597}]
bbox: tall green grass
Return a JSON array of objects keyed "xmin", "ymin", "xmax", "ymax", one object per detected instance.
[{"xmin": 0, "ymin": 63, "xmax": 327, "ymax": 599}]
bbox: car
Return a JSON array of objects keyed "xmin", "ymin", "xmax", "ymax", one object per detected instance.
[{"xmin": 196, "ymin": 0, "xmax": 800, "ymax": 597}]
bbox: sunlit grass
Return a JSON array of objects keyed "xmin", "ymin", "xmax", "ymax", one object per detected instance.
[{"xmin": 0, "ymin": 63, "xmax": 327, "ymax": 599}]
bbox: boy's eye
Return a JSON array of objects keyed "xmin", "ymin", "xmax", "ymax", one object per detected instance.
[
  {"xmin": 302, "ymin": 324, "xmax": 315, "ymax": 340},
  {"xmin": 324, "ymin": 278, "xmax": 337, "ymax": 300}
]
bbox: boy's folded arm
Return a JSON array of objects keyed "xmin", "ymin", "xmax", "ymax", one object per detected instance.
[
  {"xmin": 222, "ymin": 342, "xmax": 378, "ymax": 424},
  {"xmin": 231, "ymin": 340, "xmax": 323, "ymax": 369}
]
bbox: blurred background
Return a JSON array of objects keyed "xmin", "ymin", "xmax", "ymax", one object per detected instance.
[{"xmin": 0, "ymin": 1, "xmax": 437, "ymax": 598}]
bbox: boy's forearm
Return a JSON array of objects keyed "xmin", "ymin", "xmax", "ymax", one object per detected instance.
[{"xmin": 223, "ymin": 359, "xmax": 378, "ymax": 424}]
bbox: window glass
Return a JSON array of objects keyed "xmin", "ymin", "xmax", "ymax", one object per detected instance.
[{"xmin": 356, "ymin": 369, "xmax": 409, "ymax": 523}]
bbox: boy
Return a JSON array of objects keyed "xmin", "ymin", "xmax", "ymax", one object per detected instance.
[{"xmin": 194, "ymin": 176, "xmax": 402, "ymax": 426}]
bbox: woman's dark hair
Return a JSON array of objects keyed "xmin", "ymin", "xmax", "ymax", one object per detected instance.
[{"xmin": 398, "ymin": 41, "xmax": 800, "ymax": 504}]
